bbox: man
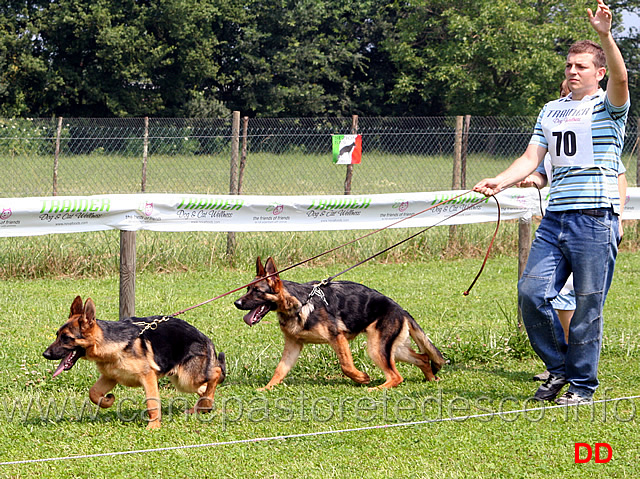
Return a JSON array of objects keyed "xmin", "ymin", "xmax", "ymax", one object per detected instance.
[{"xmin": 473, "ymin": 0, "xmax": 629, "ymax": 405}]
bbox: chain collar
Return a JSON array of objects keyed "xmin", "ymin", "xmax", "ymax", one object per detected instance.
[
  {"xmin": 131, "ymin": 316, "xmax": 172, "ymax": 336},
  {"xmin": 307, "ymin": 279, "xmax": 330, "ymax": 306}
]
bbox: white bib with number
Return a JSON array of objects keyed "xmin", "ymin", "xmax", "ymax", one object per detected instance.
[{"xmin": 540, "ymin": 93, "xmax": 601, "ymax": 168}]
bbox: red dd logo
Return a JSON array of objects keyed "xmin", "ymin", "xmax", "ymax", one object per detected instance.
[{"xmin": 574, "ymin": 443, "xmax": 612, "ymax": 464}]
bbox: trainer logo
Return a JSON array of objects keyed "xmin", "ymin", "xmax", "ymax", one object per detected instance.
[
  {"xmin": 144, "ymin": 202, "xmax": 154, "ymax": 217},
  {"xmin": 574, "ymin": 443, "xmax": 612, "ymax": 464},
  {"xmin": 392, "ymin": 201, "xmax": 409, "ymax": 212},
  {"xmin": 267, "ymin": 203, "xmax": 284, "ymax": 215}
]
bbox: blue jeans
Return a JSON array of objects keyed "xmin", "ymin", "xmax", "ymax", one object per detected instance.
[{"xmin": 518, "ymin": 209, "xmax": 619, "ymax": 399}]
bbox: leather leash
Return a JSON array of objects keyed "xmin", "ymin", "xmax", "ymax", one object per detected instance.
[
  {"xmin": 171, "ymin": 190, "xmax": 500, "ymax": 316},
  {"xmin": 322, "ymin": 195, "xmax": 501, "ymax": 296}
]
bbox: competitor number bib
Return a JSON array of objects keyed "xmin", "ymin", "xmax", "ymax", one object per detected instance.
[{"xmin": 540, "ymin": 95, "xmax": 599, "ymax": 168}]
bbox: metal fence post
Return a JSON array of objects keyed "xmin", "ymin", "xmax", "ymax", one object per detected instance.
[{"xmin": 227, "ymin": 111, "xmax": 241, "ymax": 259}]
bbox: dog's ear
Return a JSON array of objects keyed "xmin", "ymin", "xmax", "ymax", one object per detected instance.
[
  {"xmin": 264, "ymin": 257, "xmax": 282, "ymax": 293},
  {"xmin": 265, "ymin": 257, "xmax": 278, "ymax": 276},
  {"xmin": 79, "ymin": 298, "xmax": 97, "ymax": 333},
  {"xmin": 70, "ymin": 296, "xmax": 84, "ymax": 318},
  {"xmin": 256, "ymin": 256, "xmax": 266, "ymax": 277}
]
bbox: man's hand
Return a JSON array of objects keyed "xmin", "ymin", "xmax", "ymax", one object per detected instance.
[
  {"xmin": 588, "ymin": 0, "xmax": 612, "ymax": 35},
  {"xmin": 516, "ymin": 172, "xmax": 546, "ymax": 189},
  {"xmin": 473, "ymin": 178, "xmax": 504, "ymax": 197}
]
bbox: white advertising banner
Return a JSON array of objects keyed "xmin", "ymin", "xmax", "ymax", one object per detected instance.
[{"xmin": 0, "ymin": 188, "xmax": 638, "ymax": 237}]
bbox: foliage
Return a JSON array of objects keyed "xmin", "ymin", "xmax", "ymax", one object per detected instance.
[
  {"xmin": 382, "ymin": 0, "xmax": 603, "ymax": 116},
  {"xmin": 124, "ymin": 126, "xmax": 201, "ymax": 156},
  {"xmin": 221, "ymin": 0, "xmax": 385, "ymax": 117},
  {"xmin": 0, "ymin": 118, "xmax": 51, "ymax": 156},
  {"xmin": 0, "ymin": 0, "xmax": 245, "ymax": 117},
  {"xmin": 1, "ymin": 1, "xmax": 640, "ymax": 117}
]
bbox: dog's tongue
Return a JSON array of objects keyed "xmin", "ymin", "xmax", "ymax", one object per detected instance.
[
  {"xmin": 52, "ymin": 359, "xmax": 67, "ymax": 378},
  {"xmin": 51, "ymin": 350, "xmax": 79, "ymax": 378},
  {"xmin": 243, "ymin": 308, "xmax": 259, "ymax": 326},
  {"xmin": 243, "ymin": 305, "xmax": 269, "ymax": 326}
]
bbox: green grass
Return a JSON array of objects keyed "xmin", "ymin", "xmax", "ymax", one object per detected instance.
[
  {"xmin": 0, "ymin": 255, "xmax": 639, "ymax": 477},
  {"xmin": 0, "ymin": 221, "xmax": 525, "ymax": 279},
  {"xmin": 2, "ymin": 218, "xmax": 640, "ymax": 280},
  {"xmin": 4, "ymin": 149, "xmax": 637, "ymax": 198},
  {"xmin": 1, "ymin": 151, "xmax": 519, "ymax": 197}
]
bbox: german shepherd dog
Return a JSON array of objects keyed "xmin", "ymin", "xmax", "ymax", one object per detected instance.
[
  {"xmin": 234, "ymin": 257, "xmax": 446, "ymax": 390},
  {"xmin": 43, "ymin": 296, "xmax": 226, "ymax": 429}
]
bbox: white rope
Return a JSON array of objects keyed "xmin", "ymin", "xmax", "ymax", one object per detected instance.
[{"xmin": 2, "ymin": 394, "xmax": 638, "ymax": 466}]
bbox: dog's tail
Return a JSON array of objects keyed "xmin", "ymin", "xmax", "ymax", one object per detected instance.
[
  {"xmin": 217, "ymin": 351, "xmax": 227, "ymax": 383},
  {"xmin": 407, "ymin": 317, "xmax": 447, "ymax": 374}
]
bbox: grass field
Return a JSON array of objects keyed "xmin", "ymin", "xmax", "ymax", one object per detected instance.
[
  {"xmin": 0, "ymin": 151, "xmax": 520, "ymax": 197},
  {"xmin": 3, "ymin": 122, "xmax": 639, "ymax": 477},
  {"xmin": 0, "ymin": 253, "xmax": 638, "ymax": 478},
  {"xmin": 3, "ymin": 146, "xmax": 638, "ymax": 198}
]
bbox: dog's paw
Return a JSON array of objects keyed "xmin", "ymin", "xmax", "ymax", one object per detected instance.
[
  {"xmin": 368, "ymin": 382, "xmax": 403, "ymax": 391},
  {"xmin": 146, "ymin": 420, "xmax": 162, "ymax": 430},
  {"xmin": 91, "ymin": 393, "xmax": 115, "ymax": 409},
  {"xmin": 187, "ymin": 399, "xmax": 213, "ymax": 414},
  {"xmin": 353, "ymin": 373, "xmax": 371, "ymax": 384}
]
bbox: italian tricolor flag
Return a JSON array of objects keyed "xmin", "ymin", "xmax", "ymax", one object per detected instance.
[{"xmin": 332, "ymin": 134, "xmax": 362, "ymax": 164}]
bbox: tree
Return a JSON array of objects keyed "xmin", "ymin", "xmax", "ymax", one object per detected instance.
[
  {"xmin": 379, "ymin": 0, "xmax": 615, "ymax": 116},
  {"xmin": 1, "ymin": 0, "xmax": 639, "ymax": 117},
  {"xmin": 219, "ymin": 0, "xmax": 385, "ymax": 117},
  {"xmin": 0, "ymin": 1, "xmax": 56, "ymax": 117},
  {"xmin": 1, "ymin": 0, "xmax": 244, "ymax": 117}
]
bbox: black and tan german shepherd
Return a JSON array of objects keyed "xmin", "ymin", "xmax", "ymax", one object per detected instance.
[
  {"xmin": 43, "ymin": 296, "xmax": 226, "ymax": 429},
  {"xmin": 234, "ymin": 257, "xmax": 446, "ymax": 390}
]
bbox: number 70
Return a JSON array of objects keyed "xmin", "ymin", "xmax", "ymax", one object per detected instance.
[{"xmin": 552, "ymin": 131, "xmax": 577, "ymax": 156}]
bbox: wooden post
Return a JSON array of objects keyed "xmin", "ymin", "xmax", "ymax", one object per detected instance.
[
  {"xmin": 637, "ymin": 118, "xmax": 640, "ymax": 187},
  {"xmin": 238, "ymin": 116, "xmax": 249, "ymax": 194},
  {"xmin": 461, "ymin": 115, "xmax": 471, "ymax": 189},
  {"xmin": 53, "ymin": 117, "xmax": 62, "ymax": 196},
  {"xmin": 452, "ymin": 116, "xmax": 463, "ymax": 190},
  {"xmin": 450, "ymin": 116, "xmax": 464, "ymax": 242},
  {"xmin": 141, "ymin": 117, "xmax": 149, "ymax": 192},
  {"xmin": 227, "ymin": 111, "xmax": 241, "ymax": 259},
  {"xmin": 344, "ymin": 115, "xmax": 358, "ymax": 195},
  {"xmin": 517, "ymin": 217, "xmax": 532, "ymax": 328},
  {"xmin": 229, "ymin": 111, "xmax": 240, "ymax": 195},
  {"xmin": 119, "ymin": 230, "xmax": 136, "ymax": 319}
]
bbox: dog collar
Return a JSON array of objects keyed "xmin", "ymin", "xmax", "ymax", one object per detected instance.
[
  {"xmin": 131, "ymin": 316, "xmax": 172, "ymax": 336},
  {"xmin": 307, "ymin": 279, "xmax": 330, "ymax": 306}
]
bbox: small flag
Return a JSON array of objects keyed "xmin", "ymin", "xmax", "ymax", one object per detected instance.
[{"xmin": 332, "ymin": 134, "xmax": 362, "ymax": 164}]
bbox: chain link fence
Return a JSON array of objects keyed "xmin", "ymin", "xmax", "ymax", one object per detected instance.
[
  {"xmin": 2, "ymin": 115, "xmax": 639, "ymax": 281},
  {"xmin": 2, "ymin": 116, "xmax": 638, "ymax": 198}
]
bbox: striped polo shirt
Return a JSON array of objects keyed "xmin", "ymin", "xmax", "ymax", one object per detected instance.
[{"xmin": 529, "ymin": 88, "xmax": 629, "ymax": 214}]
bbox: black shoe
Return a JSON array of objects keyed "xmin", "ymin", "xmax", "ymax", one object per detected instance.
[
  {"xmin": 533, "ymin": 374, "xmax": 568, "ymax": 401},
  {"xmin": 555, "ymin": 391, "xmax": 593, "ymax": 406},
  {"xmin": 532, "ymin": 370, "xmax": 550, "ymax": 382}
]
